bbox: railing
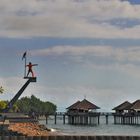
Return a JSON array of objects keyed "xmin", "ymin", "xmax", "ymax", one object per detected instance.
[
  {"xmin": 66, "ymin": 112, "xmax": 100, "ymax": 116},
  {"xmin": 113, "ymin": 112, "xmax": 140, "ymax": 116},
  {"xmin": 0, "ymin": 135, "xmax": 140, "ymax": 140},
  {"xmin": 45, "ymin": 112, "xmax": 114, "ymax": 116}
]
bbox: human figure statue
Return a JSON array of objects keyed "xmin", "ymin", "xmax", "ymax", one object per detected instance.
[{"xmin": 26, "ymin": 62, "xmax": 38, "ymax": 77}]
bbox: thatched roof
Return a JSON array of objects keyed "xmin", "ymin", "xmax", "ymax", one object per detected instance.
[
  {"xmin": 67, "ymin": 99, "xmax": 100, "ymax": 110},
  {"xmin": 112, "ymin": 101, "xmax": 132, "ymax": 111},
  {"xmin": 66, "ymin": 101, "xmax": 81, "ymax": 110},
  {"xmin": 76, "ymin": 99, "xmax": 100, "ymax": 110},
  {"xmin": 131, "ymin": 100, "xmax": 140, "ymax": 110}
]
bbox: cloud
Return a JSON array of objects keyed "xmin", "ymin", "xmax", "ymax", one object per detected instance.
[
  {"xmin": 31, "ymin": 45, "xmax": 140, "ymax": 62},
  {"xmin": 0, "ymin": 68, "xmax": 139, "ymax": 112},
  {"xmin": 19, "ymin": 83, "xmax": 128, "ymax": 112},
  {"xmin": 31, "ymin": 45, "xmax": 113, "ymax": 57},
  {"xmin": 0, "ymin": 76, "xmax": 101, "ymax": 110},
  {"xmin": 31, "ymin": 45, "xmax": 140, "ymax": 78},
  {"xmin": 25, "ymin": 85, "xmax": 136, "ymax": 112},
  {"xmin": 0, "ymin": 0, "xmax": 140, "ymax": 38},
  {"xmin": 0, "ymin": 76, "xmax": 26, "ymax": 100}
]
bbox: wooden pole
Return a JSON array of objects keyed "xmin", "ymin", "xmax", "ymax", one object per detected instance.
[
  {"xmin": 106, "ymin": 115, "xmax": 108, "ymax": 124},
  {"xmin": 63, "ymin": 115, "xmax": 65, "ymax": 124},
  {"xmin": 54, "ymin": 114, "xmax": 57, "ymax": 124},
  {"xmin": 46, "ymin": 115, "xmax": 48, "ymax": 124},
  {"xmin": 98, "ymin": 115, "xmax": 100, "ymax": 125}
]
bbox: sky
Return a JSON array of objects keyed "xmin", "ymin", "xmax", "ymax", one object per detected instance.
[{"xmin": 1, "ymin": 0, "xmax": 140, "ymax": 112}]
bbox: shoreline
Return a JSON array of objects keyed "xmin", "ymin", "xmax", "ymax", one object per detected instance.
[
  {"xmin": 8, "ymin": 122, "xmax": 52, "ymax": 136},
  {"xmin": 1, "ymin": 119, "xmax": 139, "ymax": 138}
]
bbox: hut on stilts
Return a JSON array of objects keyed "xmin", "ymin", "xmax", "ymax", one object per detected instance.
[
  {"xmin": 113, "ymin": 100, "xmax": 140, "ymax": 125},
  {"xmin": 66, "ymin": 99, "xmax": 100, "ymax": 125}
]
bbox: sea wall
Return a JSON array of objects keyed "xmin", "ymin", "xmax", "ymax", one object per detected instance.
[{"xmin": 1, "ymin": 135, "xmax": 140, "ymax": 140}]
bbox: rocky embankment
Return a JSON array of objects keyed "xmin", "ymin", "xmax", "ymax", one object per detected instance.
[{"xmin": 8, "ymin": 122, "xmax": 51, "ymax": 136}]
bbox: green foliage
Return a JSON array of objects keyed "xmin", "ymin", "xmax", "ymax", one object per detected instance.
[
  {"xmin": 16, "ymin": 95, "xmax": 57, "ymax": 114},
  {"xmin": 0, "ymin": 86, "xmax": 4, "ymax": 94},
  {"xmin": 0, "ymin": 101, "xmax": 7, "ymax": 111},
  {"xmin": 16, "ymin": 96, "xmax": 31, "ymax": 113}
]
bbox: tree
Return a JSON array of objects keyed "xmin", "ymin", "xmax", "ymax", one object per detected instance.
[
  {"xmin": 0, "ymin": 86, "xmax": 4, "ymax": 94},
  {"xmin": 0, "ymin": 101, "xmax": 7, "ymax": 111},
  {"xmin": 16, "ymin": 97, "xmax": 31, "ymax": 113},
  {"xmin": 16, "ymin": 95, "xmax": 57, "ymax": 114}
]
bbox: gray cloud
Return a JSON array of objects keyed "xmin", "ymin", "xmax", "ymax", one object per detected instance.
[
  {"xmin": 0, "ymin": 76, "xmax": 139, "ymax": 112},
  {"xmin": 30, "ymin": 45, "xmax": 140, "ymax": 78},
  {"xmin": 0, "ymin": 0, "xmax": 140, "ymax": 38}
]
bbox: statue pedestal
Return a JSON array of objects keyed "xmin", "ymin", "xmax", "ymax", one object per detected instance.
[{"xmin": 24, "ymin": 77, "xmax": 37, "ymax": 82}]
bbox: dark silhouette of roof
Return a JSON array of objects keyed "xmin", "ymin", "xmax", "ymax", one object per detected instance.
[
  {"xmin": 67, "ymin": 99, "xmax": 100, "ymax": 110},
  {"xmin": 130, "ymin": 100, "xmax": 140, "ymax": 110},
  {"xmin": 112, "ymin": 101, "xmax": 132, "ymax": 111}
]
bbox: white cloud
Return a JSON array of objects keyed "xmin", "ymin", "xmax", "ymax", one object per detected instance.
[{"xmin": 0, "ymin": 0, "xmax": 140, "ymax": 38}]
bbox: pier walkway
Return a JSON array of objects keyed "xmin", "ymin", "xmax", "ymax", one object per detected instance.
[
  {"xmin": 44, "ymin": 112, "xmax": 112, "ymax": 125},
  {"xmin": 113, "ymin": 113, "xmax": 140, "ymax": 125},
  {"xmin": 44, "ymin": 112, "xmax": 140, "ymax": 125}
]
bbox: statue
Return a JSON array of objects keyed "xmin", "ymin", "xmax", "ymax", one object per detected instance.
[
  {"xmin": 22, "ymin": 52, "xmax": 38, "ymax": 78},
  {"xmin": 26, "ymin": 62, "xmax": 38, "ymax": 77}
]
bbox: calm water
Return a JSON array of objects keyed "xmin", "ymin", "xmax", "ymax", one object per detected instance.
[{"xmin": 39, "ymin": 116, "xmax": 140, "ymax": 136}]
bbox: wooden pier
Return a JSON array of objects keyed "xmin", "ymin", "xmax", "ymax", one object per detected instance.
[
  {"xmin": 112, "ymin": 100, "xmax": 140, "ymax": 125},
  {"xmin": 45, "ymin": 112, "xmax": 66, "ymax": 125},
  {"xmin": 44, "ymin": 99, "xmax": 101, "ymax": 125},
  {"xmin": 113, "ymin": 113, "xmax": 140, "ymax": 125},
  {"xmin": 67, "ymin": 112, "xmax": 100, "ymax": 125},
  {"xmin": 66, "ymin": 99, "xmax": 101, "ymax": 125},
  {"xmin": 45, "ymin": 112, "xmax": 140, "ymax": 126},
  {"xmin": 44, "ymin": 112, "xmax": 113, "ymax": 125}
]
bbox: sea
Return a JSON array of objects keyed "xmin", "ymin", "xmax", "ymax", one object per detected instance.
[{"xmin": 39, "ymin": 115, "xmax": 140, "ymax": 136}]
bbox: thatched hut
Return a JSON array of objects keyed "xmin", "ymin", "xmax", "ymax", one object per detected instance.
[
  {"xmin": 66, "ymin": 99, "xmax": 100, "ymax": 125},
  {"xmin": 130, "ymin": 100, "xmax": 140, "ymax": 113},
  {"xmin": 67, "ymin": 99, "xmax": 100, "ymax": 113},
  {"xmin": 113, "ymin": 100, "xmax": 140, "ymax": 125},
  {"xmin": 112, "ymin": 101, "xmax": 132, "ymax": 114}
]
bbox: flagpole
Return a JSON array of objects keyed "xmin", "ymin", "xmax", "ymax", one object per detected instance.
[{"xmin": 24, "ymin": 55, "xmax": 26, "ymax": 77}]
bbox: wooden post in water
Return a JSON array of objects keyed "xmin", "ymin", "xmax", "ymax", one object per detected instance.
[
  {"xmin": 45, "ymin": 114, "xmax": 48, "ymax": 124},
  {"xmin": 106, "ymin": 114, "xmax": 108, "ymax": 124},
  {"xmin": 46, "ymin": 116, "xmax": 48, "ymax": 124},
  {"xmin": 89, "ymin": 116, "xmax": 91, "ymax": 125},
  {"xmin": 122, "ymin": 115, "xmax": 125, "ymax": 124},
  {"xmin": 63, "ymin": 115, "xmax": 65, "ymax": 124},
  {"xmin": 54, "ymin": 114, "xmax": 57, "ymax": 124},
  {"xmin": 98, "ymin": 115, "xmax": 100, "ymax": 125},
  {"xmin": 114, "ymin": 115, "xmax": 116, "ymax": 124}
]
